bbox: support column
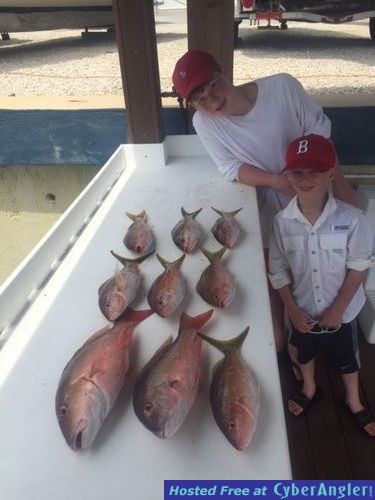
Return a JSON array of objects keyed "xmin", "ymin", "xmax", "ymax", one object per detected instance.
[
  {"xmin": 113, "ymin": 0, "xmax": 164, "ymax": 143},
  {"xmin": 187, "ymin": 0, "xmax": 234, "ymax": 82}
]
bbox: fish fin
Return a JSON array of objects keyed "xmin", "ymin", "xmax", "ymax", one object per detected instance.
[
  {"xmin": 143, "ymin": 335, "xmax": 174, "ymax": 369},
  {"xmin": 115, "ymin": 308, "xmax": 153, "ymax": 325},
  {"xmin": 110, "ymin": 249, "xmax": 154, "ymax": 267},
  {"xmin": 126, "ymin": 209, "xmax": 147, "ymax": 222},
  {"xmin": 179, "ymin": 309, "xmax": 214, "ymax": 331},
  {"xmin": 156, "ymin": 253, "xmax": 185, "ymax": 270},
  {"xmin": 200, "ymin": 245, "xmax": 227, "ymax": 263},
  {"xmin": 181, "ymin": 207, "xmax": 202, "ymax": 218},
  {"xmin": 197, "ymin": 326, "xmax": 249, "ymax": 354},
  {"xmin": 80, "ymin": 325, "xmax": 112, "ymax": 348}
]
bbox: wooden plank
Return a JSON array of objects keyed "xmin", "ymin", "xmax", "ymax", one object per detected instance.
[
  {"xmin": 277, "ymin": 350, "xmax": 315, "ymax": 479},
  {"xmin": 301, "ymin": 354, "xmax": 353, "ymax": 479},
  {"xmin": 112, "ymin": 0, "xmax": 164, "ymax": 143},
  {"xmin": 187, "ymin": 0, "xmax": 234, "ymax": 82}
]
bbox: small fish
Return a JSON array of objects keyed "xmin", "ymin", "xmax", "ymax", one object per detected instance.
[
  {"xmin": 133, "ymin": 309, "xmax": 214, "ymax": 438},
  {"xmin": 198, "ymin": 327, "xmax": 260, "ymax": 451},
  {"xmin": 196, "ymin": 247, "xmax": 235, "ymax": 308},
  {"xmin": 211, "ymin": 207, "xmax": 242, "ymax": 248},
  {"xmin": 55, "ymin": 308, "xmax": 153, "ymax": 451},
  {"xmin": 124, "ymin": 210, "xmax": 155, "ymax": 255},
  {"xmin": 147, "ymin": 254, "xmax": 186, "ymax": 317},
  {"xmin": 98, "ymin": 250, "xmax": 153, "ymax": 321},
  {"xmin": 171, "ymin": 207, "xmax": 203, "ymax": 253}
]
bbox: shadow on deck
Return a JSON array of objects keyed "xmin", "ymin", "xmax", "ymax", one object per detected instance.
[{"xmin": 278, "ymin": 330, "xmax": 375, "ymax": 479}]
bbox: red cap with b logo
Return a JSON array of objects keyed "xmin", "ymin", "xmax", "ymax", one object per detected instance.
[{"xmin": 284, "ymin": 134, "xmax": 336, "ymax": 172}]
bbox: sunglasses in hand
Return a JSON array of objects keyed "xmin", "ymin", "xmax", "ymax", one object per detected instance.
[{"xmin": 307, "ymin": 321, "xmax": 341, "ymax": 335}]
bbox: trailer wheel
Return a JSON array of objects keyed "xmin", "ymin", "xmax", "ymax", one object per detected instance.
[
  {"xmin": 1, "ymin": 32, "xmax": 10, "ymax": 41},
  {"xmin": 370, "ymin": 18, "xmax": 375, "ymax": 40},
  {"xmin": 280, "ymin": 20, "xmax": 288, "ymax": 30}
]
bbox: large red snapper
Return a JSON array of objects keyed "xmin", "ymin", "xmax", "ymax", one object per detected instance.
[
  {"xmin": 133, "ymin": 309, "xmax": 213, "ymax": 438},
  {"xmin": 124, "ymin": 209, "xmax": 155, "ymax": 255},
  {"xmin": 196, "ymin": 247, "xmax": 236, "ymax": 308},
  {"xmin": 98, "ymin": 250, "xmax": 153, "ymax": 321},
  {"xmin": 147, "ymin": 253, "xmax": 186, "ymax": 317},
  {"xmin": 198, "ymin": 327, "xmax": 260, "ymax": 451},
  {"xmin": 55, "ymin": 308, "xmax": 153, "ymax": 451},
  {"xmin": 171, "ymin": 207, "xmax": 202, "ymax": 253},
  {"xmin": 211, "ymin": 207, "xmax": 242, "ymax": 248}
]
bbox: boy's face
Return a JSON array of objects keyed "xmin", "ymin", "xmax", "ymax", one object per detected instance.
[
  {"xmin": 286, "ymin": 167, "xmax": 335, "ymax": 199},
  {"xmin": 189, "ymin": 71, "xmax": 234, "ymax": 116}
]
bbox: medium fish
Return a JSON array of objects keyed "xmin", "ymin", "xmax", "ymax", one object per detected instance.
[
  {"xmin": 198, "ymin": 327, "xmax": 260, "ymax": 451},
  {"xmin": 147, "ymin": 253, "xmax": 186, "ymax": 317},
  {"xmin": 55, "ymin": 308, "xmax": 153, "ymax": 451},
  {"xmin": 133, "ymin": 309, "xmax": 213, "ymax": 438},
  {"xmin": 211, "ymin": 207, "xmax": 242, "ymax": 248},
  {"xmin": 124, "ymin": 210, "xmax": 155, "ymax": 254},
  {"xmin": 196, "ymin": 247, "xmax": 235, "ymax": 308},
  {"xmin": 171, "ymin": 207, "xmax": 202, "ymax": 253},
  {"xmin": 98, "ymin": 250, "xmax": 153, "ymax": 321}
]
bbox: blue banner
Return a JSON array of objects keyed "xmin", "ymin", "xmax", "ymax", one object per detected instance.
[{"xmin": 164, "ymin": 480, "xmax": 374, "ymax": 500}]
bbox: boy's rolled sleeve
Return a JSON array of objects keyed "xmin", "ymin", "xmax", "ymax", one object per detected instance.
[
  {"xmin": 346, "ymin": 212, "xmax": 374, "ymax": 271},
  {"xmin": 268, "ymin": 218, "xmax": 292, "ymax": 289}
]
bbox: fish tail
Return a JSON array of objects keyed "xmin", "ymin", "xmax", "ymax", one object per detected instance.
[
  {"xmin": 110, "ymin": 249, "xmax": 154, "ymax": 266},
  {"xmin": 156, "ymin": 253, "xmax": 185, "ymax": 269},
  {"xmin": 211, "ymin": 207, "xmax": 243, "ymax": 217},
  {"xmin": 125, "ymin": 209, "xmax": 147, "ymax": 222},
  {"xmin": 211, "ymin": 207, "xmax": 224, "ymax": 217},
  {"xmin": 180, "ymin": 309, "xmax": 214, "ymax": 331},
  {"xmin": 198, "ymin": 326, "xmax": 249, "ymax": 354},
  {"xmin": 116, "ymin": 308, "xmax": 154, "ymax": 324},
  {"xmin": 200, "ymin": 245, "xmax": 227, "ymax": 262},
  {"xmin": 181, "ymin": 207, "xmax": 202, "ymax": 218},
  {"xmin": 228, "ymin": 207, "xmax": 243, "ymax": 217}
]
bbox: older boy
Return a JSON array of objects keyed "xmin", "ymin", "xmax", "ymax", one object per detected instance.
[
  {"xmin": 268, "ymin": 134, "xmax": 375, "ymax": 436},
  {"xmin": 172, "ymin": 50, "xmax": 357, "ymax": 355}
]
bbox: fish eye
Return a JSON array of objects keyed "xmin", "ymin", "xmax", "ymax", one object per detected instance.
[
  {"xmin": 144, "ymin": 402, "xmax": 153, "ymax": 414},
  {"xmin": 228, "ymin": 420, "xmax": 236, "ymax": 430},
  {"xmin": 58, "ymin": 405, "xmax": 68, "ymax": 420}
]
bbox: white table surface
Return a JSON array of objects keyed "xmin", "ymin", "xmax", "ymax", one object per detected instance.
[{"xmin": 0, "ymin": 139, "xmax": 291, "ymax": 500}]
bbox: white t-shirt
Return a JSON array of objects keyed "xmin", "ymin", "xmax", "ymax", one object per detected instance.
[
  {"xmin": 268, "ymin": 193, "xmax": 374, "ymax": 323},
  {"xmin": 193, "ymin": 73, "xmax": 331, "ymax": 246}
]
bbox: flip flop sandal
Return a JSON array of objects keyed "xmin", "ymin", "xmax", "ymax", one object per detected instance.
[
  {"xmin": 343, "ymin": 402, "xmax": 375, "ymax": 435},
  {"xmin": 289, "ymin": 389, "xmax": 322, "ymax": 417}
]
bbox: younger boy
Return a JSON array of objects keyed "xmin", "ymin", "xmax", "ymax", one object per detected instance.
[{"xmin": 268, "ymin": 134, "xmax": 375, "ymax": 437}]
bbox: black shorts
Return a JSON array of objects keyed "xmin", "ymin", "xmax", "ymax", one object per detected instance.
[{"xmin": 289, "ymin": 321, "xmax": 360, "ymax": 374}]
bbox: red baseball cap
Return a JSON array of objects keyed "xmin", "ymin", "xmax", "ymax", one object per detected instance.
[
  {"xmin": 284, "ymin": 134, "xmax": 336, "ymax": 172},
  {"xmin": 172, "ymin": 50, "xmax": 220, "ymax": 101}
]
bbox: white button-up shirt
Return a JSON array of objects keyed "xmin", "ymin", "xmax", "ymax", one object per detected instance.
[{"xmin": 269, "ymin": 193, "xmax": 374, "ymax": 323}]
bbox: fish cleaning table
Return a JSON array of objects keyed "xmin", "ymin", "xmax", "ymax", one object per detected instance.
[{"xmin": 0, "ymin": 136, "xmax": 291, "ymax": 500}]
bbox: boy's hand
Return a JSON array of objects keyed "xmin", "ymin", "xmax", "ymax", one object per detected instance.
[
  {"xmin": 318, "ymin": 307, "xmax": 342, "ymax": 329},
  {"xmin": 273, "ymin": 172, "xmax": 295, "ymax": 198},
  {"xmin": 289, "ymin": 308, "xmax": 314, "ymax": 333}
]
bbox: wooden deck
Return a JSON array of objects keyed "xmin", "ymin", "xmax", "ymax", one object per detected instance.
[{"xmin": 277, "ymin": 329, "xmax": 375, "ymax": 479}]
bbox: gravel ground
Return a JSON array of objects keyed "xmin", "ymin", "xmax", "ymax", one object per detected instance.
[{"xmin": 0, "ymin": 14, "xmax": 375, "ymax": 97}]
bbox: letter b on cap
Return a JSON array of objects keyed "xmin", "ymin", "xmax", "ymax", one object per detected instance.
[{"xmin": 297, "ymin": 139, "xmax": 309, "ymax": 155}]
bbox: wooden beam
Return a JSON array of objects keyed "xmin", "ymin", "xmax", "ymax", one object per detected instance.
[
  {"xmin": 187, "ymin": 0, "xmax": 234, "ymax": 82},
  {"xmin": 113, "ymin": 0, "xmax": 164, "ymax": 143}
]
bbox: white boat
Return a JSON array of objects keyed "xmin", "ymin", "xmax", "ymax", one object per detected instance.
[{"xmin": 0, "ymin": 1, "xmax": 114, "ymax": 33}]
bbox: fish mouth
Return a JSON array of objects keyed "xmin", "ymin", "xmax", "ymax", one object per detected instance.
[{"xmin": 71, "ymin": 419, "xmax": 88, "ymax": 451}]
